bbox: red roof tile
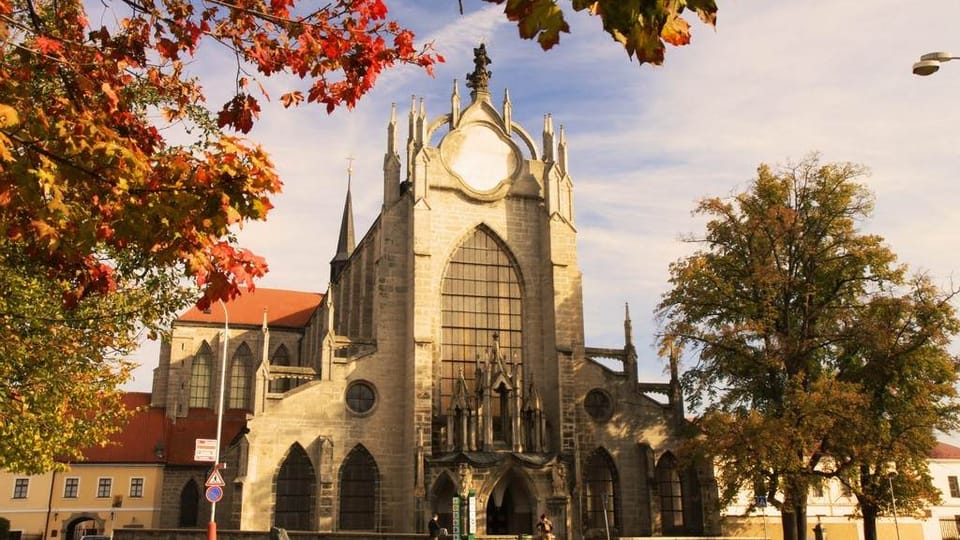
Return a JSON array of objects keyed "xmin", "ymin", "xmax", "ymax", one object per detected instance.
[
  {"xmin": 80, "ymin": 393, "xmax": 168, "ymax": 464},
  {"xmin": 931, "ymin": 442, "xmax": 960, "ymax": 459},
  {"xmin": 179, "ymin": 288, "xmax": 322, "ymax": 328},
  {"xmin": 163, "ymin": 408, "xmax": 248, "ymax": 465}
]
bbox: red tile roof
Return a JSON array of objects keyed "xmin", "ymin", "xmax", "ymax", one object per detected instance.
[
  {"xmin": 179, "ymin": 288, "xmax": 323, "ymax": 328},
  {"xmin": 78, "ymin": 394, "xmax": 248, "ymax": 466},
  {"xmin": 931, "ymin": 442, "xmax": 960, "ymax": 459},
  {"xmin": 80, "ymin": 393, "xmax": 167, "ymax": 464}
]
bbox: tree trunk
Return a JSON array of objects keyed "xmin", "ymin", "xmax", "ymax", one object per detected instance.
[
  {"xmin": 780, "ymin": 501, "xmax": 809, "ymax": 540},
  {"xmin": 863, "ymin": 503, "xmax": 878, "ymax": 540}
]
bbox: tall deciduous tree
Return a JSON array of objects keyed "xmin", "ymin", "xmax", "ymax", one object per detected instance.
[{"xmin": 657, "ymin": 155, "xmax": 960, "ymax": 540}]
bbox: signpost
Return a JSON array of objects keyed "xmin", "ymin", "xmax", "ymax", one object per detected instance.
[
  {"xmin": 205, "ymin": 485, "xmax": 223, "ymax": 503},
  {"xmin": 194, "ymin": 439, "xmax": 218, "ymax": 462},
  {"xmin": 467, "ymin": 491, "xmax": 476, "ymax": 540},
  {"xmin": 452, "ymin": 496, "xmax": 461, "ymax": 540}
]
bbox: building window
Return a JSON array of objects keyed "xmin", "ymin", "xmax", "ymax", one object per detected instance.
[
  {"xmin": 228, "ymin": 342, "xmax": 253, "ymax": 410},
  {"xmin": 130, "ymin": 478, "xmax": 144, "ymax": 498},
  {"xmin": 346, "ymin": 381, "xmax": 376, "ymax": 414},
  {"xmin": 657, "ymin": 453, "xmax": 684, "ymax": 534},
  {"xmin": 339, "ymin": 445, "xmax": 378, "ymax": 530},
  {"xmin": 440, "ymin": 228, "xmax": 523, "ymax": 439},
  {"xmin": 12, "ymin": 478, "xmax": 28, "ymax": 499},
  {"xmin": 97, "ymin": 478, "xmax": 112, "ymax": 498},
  {"xmin": 584, "ymin": 389, "xmax": 613, "ymax": 421},
  {"xmin": 269, "ymin": 344, "xmax": 296, "ymax": 393},
  {"xmin": 189, "ymin": 342, "xmax": 213, "ymax": 408},
  {"xmin": 584, "ymin": 449, "xmax": 618, "ymax": 530},
  {"xmin": 63, "ymin": 477, "xmax": 79, "ymax": 498},
  {"xmin": 275, "ymin": 444, "xmax": 316, "ymax": 531},
  {"xmin": 949, "ymin": 476, "xmax": 960, "ymax": 498}
]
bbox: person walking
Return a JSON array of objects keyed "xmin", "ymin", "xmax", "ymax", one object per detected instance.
[
  {"xmin": 536, "ymin": 513, "xmax": 554, "ymax": 540},
  {"xmin": 429, "ymin": 513, "xmax": 442, "ymax": 539}
]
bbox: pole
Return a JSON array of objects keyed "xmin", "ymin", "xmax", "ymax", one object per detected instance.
[
  {"xmin": 208, "ymin": 300, "xmax": 229, "ymax": 540},
  {"xmin": 888, "ymin": 475, "xmax": 901, "ymax": 540},
  {"xmin": 601, "ymin": 494, "xmax": 610, "ymax": 540}
]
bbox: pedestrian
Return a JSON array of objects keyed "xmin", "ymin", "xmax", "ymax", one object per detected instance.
[
  {"xmin": 536, "ymin": 513, "xmax": 554, "ymax": 540},
  {"xmin": 429, "ymin": 512, "xmax": 441, "ymax": 539}
]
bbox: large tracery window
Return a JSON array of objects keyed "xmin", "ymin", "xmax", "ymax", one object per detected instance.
[
  {"xmin": 275, "ymin": 444, "xmax": 316, "ymax": 531},
  {"xmin": 657, "ymin": 452, "xmax": 684, "ymax": 534},
  {"xmin": 584, "ymin": 448, "xmax": 618, "ymax": 531},
  {"xmin": 440, "ymin": 228, "xmax": 522, "ymax": 416},
  {"xmin": 189, "ymin": 342, "xmax": 213, "ymax": 408},
  {"xmin": 339, "ymin": 445, "xmax": 378, "ymax": 530},
  {"xmin": 228, "ymin": 342, "xmax": 253, "ymax": 410}
]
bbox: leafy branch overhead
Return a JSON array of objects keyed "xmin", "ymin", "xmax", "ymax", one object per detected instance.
[{"xmin": 485, "ymin": 0, "xmax": 718, "ymax": 64}]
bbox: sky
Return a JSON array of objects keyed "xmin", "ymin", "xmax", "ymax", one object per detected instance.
[{"xmin": 125, "ymin": 0, "xmax": 960, "ymax": 436}]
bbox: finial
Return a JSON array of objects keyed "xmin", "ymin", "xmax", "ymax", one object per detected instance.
[
  {"xmin": 346, "ymin": 156, "xmax": 355, "ymax": 189},
  {"xmin": 262, "ymin": 308, "xmax": 268, "ymax": 331},
  {"xmin": 466, "ymin": 43, "xmax": 492, "ymax": 97}
]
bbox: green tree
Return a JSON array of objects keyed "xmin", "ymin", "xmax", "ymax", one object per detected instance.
[{"xmin": 657, "ymin": 155, "xmax": 960, "ymax": 540}]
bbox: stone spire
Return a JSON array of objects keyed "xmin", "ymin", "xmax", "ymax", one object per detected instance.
[
  {"xmin": 450, "ymin": 79, "xmax": 460, "ymax": 128},
  {"xmin": 465, "ymin": 43, "xmax": 492, "ymax": 101},
  {"xmin": 542, "ymin": 114, "xmax": 554, "ymax": 163},
  {"xmin": 383, "ymin": 103, "xmax": 400, "ymax": 204},
  {"xmin": 502, "ymin": 89, "xmax": 512, "ymax": 135},
  {"xmin": 330, "ymin": 159, "xmax": 355, "ymax": 283}
]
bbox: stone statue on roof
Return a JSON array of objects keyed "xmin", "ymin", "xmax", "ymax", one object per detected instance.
[{"xmin": 466, "ymin": 43, "xmax": 492, "ymax": 94}]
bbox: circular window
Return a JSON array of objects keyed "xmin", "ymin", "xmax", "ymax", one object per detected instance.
[
  {"xmin": 346, "ymin": 381, "xmax": 377, "ymax": 415},
  {"xmin": 584, "ymin": 389, "xmax": 613, "ymax": 421}
]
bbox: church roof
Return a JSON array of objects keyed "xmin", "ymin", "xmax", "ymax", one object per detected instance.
[{"xmin": 178, "ymin": 288, "xmax": 323, "ymax": 328}]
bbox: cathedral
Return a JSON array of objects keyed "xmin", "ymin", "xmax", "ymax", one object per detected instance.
[{"xmin": 148, "ymin": 45, "xmax": 721, "ymax": 539}]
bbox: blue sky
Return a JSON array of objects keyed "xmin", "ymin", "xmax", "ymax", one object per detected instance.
[{"xmin": 127, "ymin": 1, "xmax": 960, "ymax": 436}]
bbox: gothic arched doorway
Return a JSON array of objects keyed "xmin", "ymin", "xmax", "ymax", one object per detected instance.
[
  {"xmin": 65, "ymin": 516, "xmax": 100, "ymax": 540},
  {"xmin": 430, "ymin": 472, "xmax": 458, "ymax": 533},
  {"xmin": 485, "ymin": 470, "xmax": 533, "ymax": 535}
]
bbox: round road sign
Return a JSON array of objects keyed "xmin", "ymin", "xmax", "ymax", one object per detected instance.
[{"xmin": 205, "ymin": 485, "xmax": 223, "ymax": 503}]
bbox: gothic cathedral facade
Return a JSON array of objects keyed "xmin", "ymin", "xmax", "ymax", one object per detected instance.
[{"xmin": 149, "ymin": 46, "xmax": 721, "ymax": 539}]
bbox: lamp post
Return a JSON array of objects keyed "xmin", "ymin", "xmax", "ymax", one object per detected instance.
[
  {"xmin": 913, "ymin": 51, "xmax": 960, "ymax": 76},
  {"xmin": 208, "ymin": 299, "xmax": 229, "ymax": 540},
  {"xmin": 885, "ymin": 462, "xmax": 901, "ymax": 540}
]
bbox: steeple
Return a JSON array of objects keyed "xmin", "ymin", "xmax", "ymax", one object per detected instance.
[
  {"xmin": 465, "ymin": 43, "xmax": 492, "ymax": 102},
  {"xmin": 330, "ymin": 159, "xmax": 355, "ymax": 283}
]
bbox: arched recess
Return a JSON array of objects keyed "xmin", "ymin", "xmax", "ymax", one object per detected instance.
[
  {"xmin": 228, "ymin": 342, "xmax": 253, "ymax": 410},
  {"xmin": 189, "ymin": 342, "xmax": 213, "ymax": 408},
  {"xmin": 656, "ymin": 452, "xmax": 684, "ymax": 535},
  {"xmin": 274, "ymin": 444, "xmax": 316, "ymax": 531},
  {"xmin": 484, "ymin": 467, "xmax": 535, "ymax": 536},
  {"xmin": 65, "ymin": 514, "xmax": 103, "ymax": 540},
  {"xmin": 269, "ymin": 344, "xmax": 294, "ymax": 393},
  {"xmin": 681, "ymin": 462, "xmax": 704, "ymax": 535},
  {"xmin": 178, "ymin": 479, "xmax": 200, "ymax": 527},
  {"xmin": 429, "ymin": 471, "xmax": 459, "ymax": 533},
  {"xmin": 439, "ymin": 226, "xmax": 523, "ymax": 443},
  {"xmin": 339, "ymin": 445, "xmax": 379, "ymax": 531},
  {"xmin": 584, "ymin": 448, "xmax": 619, "ymax": 532}
]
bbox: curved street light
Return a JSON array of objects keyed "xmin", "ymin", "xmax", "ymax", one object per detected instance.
[{"xmin": 913, "ymin": 51, "xmax": 960, "ymax": 76}]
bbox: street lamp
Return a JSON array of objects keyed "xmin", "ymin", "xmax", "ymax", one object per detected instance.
[
  {"xmin": 208, "ymin": 300, "xmax": 229, "ymax": 540},
  {"xmin": 913, "ymin": 51, "xmax": 960, "ymax": 76},
  {"xmin": 885, "ymin": 462, "xmax": 901, "ymax": 540}
]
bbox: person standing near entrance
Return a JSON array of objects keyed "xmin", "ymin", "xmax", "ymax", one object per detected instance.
[
  {"xmin": 536, "ymin": 513, "xmax": 554, "ymax": 540},
  {"xmin": 429, "ymin": 513, "xmax": 442, "ymax": 539}
]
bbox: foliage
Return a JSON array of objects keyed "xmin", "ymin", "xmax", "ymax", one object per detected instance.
[
  {"xmin": 657, "ymin": 155, "xmax": 960, "ymax": 540},
  {"xmin": 0, "ymin": 0, "xmax": 439, "ymax": 473},
  {"xmin": 484, "ymin": 0, "xmax": 718, "ymax": 65}
]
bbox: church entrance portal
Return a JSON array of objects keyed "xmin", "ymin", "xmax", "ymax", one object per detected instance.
[{"xmin": 485, "ymin": 471, "xmax": 533, "ymax": 535}]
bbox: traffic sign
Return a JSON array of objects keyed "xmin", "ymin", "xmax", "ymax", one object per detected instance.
[
  {"xmin": 194, "ymin": 439, "xmax": 217, "ymax": 462},
  {"xmin": 755, "ymin": 495, "xmax": 767, "ymax": 508},
  {"xmin": 205, "ymin": 485, "xmax": 223, "ymax": 503},
  {"xmin": 206, "ymin": 468, "xmax": 225, "ymax": 487}
]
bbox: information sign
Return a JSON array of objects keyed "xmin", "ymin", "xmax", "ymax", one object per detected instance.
[
  {"xmin": 194, "ymin": 438, "xmax": 217, "ymax": 462},
  {"xmin": 451, "ymin": 496, "xmax": 460, "ymax": 540}
]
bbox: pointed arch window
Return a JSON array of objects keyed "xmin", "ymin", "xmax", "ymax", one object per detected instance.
[
  {"xmin": 269, "ymin": 344, "xmax": 294, "ymax": 393},
  {"xmin": 189, "ymin": 342, "xmax": 213, "ymax": 408},
  {"xmin": 656, "ymin": 453, "xmax": 684, "ymax": 534},
  {"xmin": 275, "ymin": 444, "xmax": 316, "ymax": 531},
  {"xmin": 178, "ymin": 479, "xmax": 200, "ymax": 527},
  {"xmin": 440, "ymin": 228, "xmax": 522, "ymax": 420},
  {"xmin": 339, "ymin": 445, "xmax": 378, "ymax": 531},
  {"xmin": 228, "ymin": 342, "xmax": 253, "ymax": 410},
  {"xmin": 584, "ymin": 448, "xmax": 618, "ymax": 530}
]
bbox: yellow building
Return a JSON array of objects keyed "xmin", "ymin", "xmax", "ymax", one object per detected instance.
[{"xmin": 0, "ymin": 393, "xmax": 166, "ymax": 540}]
